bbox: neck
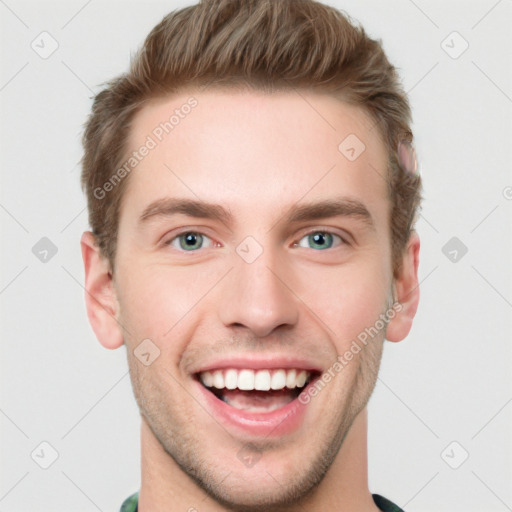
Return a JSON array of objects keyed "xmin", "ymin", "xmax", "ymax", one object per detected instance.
[{"xmin": 138, "ymin": 408, "xmax": 381, "ymax": 512}]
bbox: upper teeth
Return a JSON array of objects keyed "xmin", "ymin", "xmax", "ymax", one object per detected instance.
[{"xmin": 199, "ymin": 368, "xmax": 310, "ymax": 391}]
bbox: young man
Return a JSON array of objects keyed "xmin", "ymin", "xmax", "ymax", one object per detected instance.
[{"xmin": 80, "ymin": 1, "xmax": 422, "ymax": 511}]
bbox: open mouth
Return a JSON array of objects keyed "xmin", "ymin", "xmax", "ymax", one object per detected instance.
[{"xmin": 197, "ymin": 368, "xmax": 317, "ymax": 413}]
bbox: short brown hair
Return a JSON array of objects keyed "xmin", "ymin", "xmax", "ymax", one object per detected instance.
[{"xmin": 81, "ymin": 0, "xmax": 421, "ymax": 275}]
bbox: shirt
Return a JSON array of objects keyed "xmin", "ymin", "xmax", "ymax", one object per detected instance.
[{"xmin": 120, "ymin": 492, "xmax": 405, "ymax": 511}]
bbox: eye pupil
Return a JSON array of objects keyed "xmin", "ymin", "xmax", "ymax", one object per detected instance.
[
  {"xmin": 309, "ymin": 232, "xmax": 332, "ymax": 249},
  {"xmin": 180, "ymin": 232, "xmax": 202, "ymax": 250}
]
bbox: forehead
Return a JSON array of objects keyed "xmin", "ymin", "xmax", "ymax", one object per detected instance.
[{"xmin": 119, "ymin": 89, "xmax": 389, "ymax": 228}]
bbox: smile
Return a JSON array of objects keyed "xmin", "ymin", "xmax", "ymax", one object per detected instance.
[
  {"xmin": 199, "ymin": 368, "xmax": 312, "ymax": 412},
  {"xmin": 194, "ymin": 363, "xmax": 321, "ymax": 437}
]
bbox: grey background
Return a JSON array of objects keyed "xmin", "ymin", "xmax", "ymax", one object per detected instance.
[{"xmin": 1, "ymin": 0, "xmax": 511, "ymax": 510}]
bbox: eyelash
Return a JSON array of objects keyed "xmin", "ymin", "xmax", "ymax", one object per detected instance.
[{"xmin": 163, "ymin": 228, "xmax": 349, "ymax": 251}]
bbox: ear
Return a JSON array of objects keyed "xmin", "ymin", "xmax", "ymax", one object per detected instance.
[
  {"xmin": 80, "ymin": 231, "xmax": 124, "ymax": 349},
  {"xmin": 386, "ymin": 231, "xmax": 420, "ymax": 343}
]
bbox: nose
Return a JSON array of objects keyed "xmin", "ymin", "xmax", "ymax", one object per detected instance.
[{"xmin": 217, "ymin": 249, "xmax": 299, "ymax": 338}]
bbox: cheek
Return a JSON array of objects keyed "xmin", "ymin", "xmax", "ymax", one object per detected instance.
[
  {"xmin": 116, "ymin": 262, "xmax": 219, "ymax": 349},
  {"xmin": 118, "ymin": 272, "xmax": 168, "ymax": 331},
  {"xmin": 295, "ymin": 258, "xmax": 391, "ymax": 343}
]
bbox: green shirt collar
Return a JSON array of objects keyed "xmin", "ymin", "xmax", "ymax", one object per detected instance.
[{"xmin": 120, "ymin": 492, "xmax": 406, "ymax": 511}]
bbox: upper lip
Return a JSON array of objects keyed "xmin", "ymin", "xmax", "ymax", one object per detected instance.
[{"xmin": 191, "ymin": 355, "xmax": 323, "ymax": 374}]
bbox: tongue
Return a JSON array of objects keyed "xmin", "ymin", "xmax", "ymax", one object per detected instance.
[{"xmin": 219, "ymin": 389, "xmax": 297, "ymax": 412}]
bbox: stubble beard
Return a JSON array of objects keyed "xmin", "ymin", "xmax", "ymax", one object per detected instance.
[{"xmin": 126, "ymin": 330, "xmax": 385, "ymax": 511}]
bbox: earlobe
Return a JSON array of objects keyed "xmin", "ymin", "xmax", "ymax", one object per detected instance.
[
  {"xmin": 80, "ymin": 231, "xmax": 124, "ymax": 350},
  {"xmin": 386, "ymin": 232, "xmax": 420, "ymax": 343}
]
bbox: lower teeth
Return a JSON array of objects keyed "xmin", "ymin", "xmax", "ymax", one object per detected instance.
[{"xmin": 215, "ymin": 389, "xmax": 302, "ymax": 412}]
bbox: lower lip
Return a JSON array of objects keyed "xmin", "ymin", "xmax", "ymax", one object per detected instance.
[{"xmin": 195, "ymin": 379, "xmax": 311, "ymax": 437}]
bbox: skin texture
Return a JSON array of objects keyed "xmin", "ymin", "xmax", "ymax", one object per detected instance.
[{"xmin": 81, "ymin": 90, "xmax": 420, "ymax": 512}]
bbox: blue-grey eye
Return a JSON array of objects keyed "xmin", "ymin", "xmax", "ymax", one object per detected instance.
[
  {"xmin": 169, "ymin": 232, "xmax": 213, "ymax": 251},
  {"xmin": 297, "ymin": 232, "xmax": 341, "ymax": 250}
]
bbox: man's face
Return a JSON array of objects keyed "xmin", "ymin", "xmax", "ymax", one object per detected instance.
[{"xmin": 114, "ymin": 90, "xmax": 395, "ymax": 508}]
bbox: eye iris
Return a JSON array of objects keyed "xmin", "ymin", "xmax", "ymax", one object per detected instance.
[
  {"xmin": 179, "ymin": 232, "xmax": 202, "ymax": 250},
  {"xmin": 309, "ymin": 232, "xmax": 332, "ymax": 249}
]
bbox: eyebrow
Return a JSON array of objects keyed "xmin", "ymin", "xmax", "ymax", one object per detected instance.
[
  {"xmin": 284, "ymin": 199, "xmax": 374, "ymax": 227},
  {"xmin": 138, "ymin": 197, "xmax": 374, "ymax": 229},
  {"xmin": 139, "ymin": 197, "xmax": 232, "ymax": 225}
]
